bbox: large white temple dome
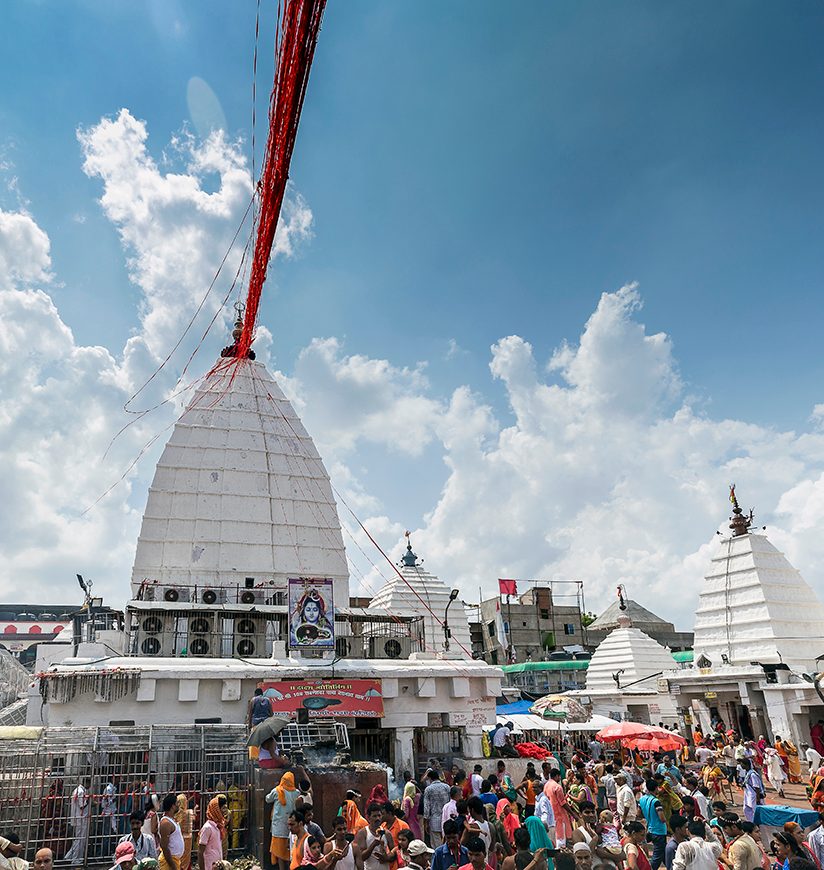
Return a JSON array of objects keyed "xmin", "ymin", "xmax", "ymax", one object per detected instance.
[{"xmin": 130, "ymin": 356, "xmax": 350, "ymax": 606}]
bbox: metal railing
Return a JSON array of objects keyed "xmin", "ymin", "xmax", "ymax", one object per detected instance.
[{"xmin": 0, "ymin": 725, "xmax": 251, "ymax": 866}]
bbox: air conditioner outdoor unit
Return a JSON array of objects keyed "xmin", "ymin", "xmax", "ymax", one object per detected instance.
[
  {"xmin": 233, "ymin": 615, "xmax": 267, "ymax": 658},
  {"xmin": 335, "ymin": 636, "xmax": 364, "ymax": 659},
  {"xmin": 238, "ymin": 588, "xmax": 269, "ymax": 606},
  {"xmin": 187, "ymin": 612, "xmax": 217, "ymax": 657},
  {"xmin": 199, "ymin": 586, "xmax": 228, "ymax": 605},
  {"xmin": 138, "ymin": 613, "xmax": 175, "ymax": 657},
  {"xmin": 369, "ymin": 636, "xmax": 413, "ymax": 660},
  {"xmin": 155, "ymin": 586, "xmax": 192, "ymax": 604}
]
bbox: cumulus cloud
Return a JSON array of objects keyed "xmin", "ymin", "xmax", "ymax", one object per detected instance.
[
  {"xmin": 280, "ymin": 287, "xmax": 824, "ymax": 627},
  {"xmin": 5, "ymin": 108, "xmax": 824, "ymax": 631},
  {"xmin": 0, "ymin": 109, "xmax": 311, "ymax": 605}
]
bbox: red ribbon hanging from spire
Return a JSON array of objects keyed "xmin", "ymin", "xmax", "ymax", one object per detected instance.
[{"xmin": 237, "ymin": 0, "xmax": 327, "ymax": 360}]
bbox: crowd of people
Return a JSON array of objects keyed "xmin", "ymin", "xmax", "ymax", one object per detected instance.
[
  {"xmin": 248, "ymin": 746, "xmax": 823, "ymax": 870},
  {"xmin": 3, "ymin": 784, "xmax": 237, "ymax": 870}
]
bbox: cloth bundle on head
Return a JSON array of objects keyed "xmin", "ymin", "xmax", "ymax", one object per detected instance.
[
  {"xmin": 369, "ymin": 784, "xmax": 389, "ymax": 805},
  {"xmin": 207, "ymin": 795, "xmax": 227, "ymax": 841},
  {"xmin": 276, "ymin": 773, "xmax": 296, "ymax": 806},
  {"xmin": 403, "ymin": 781, "xmax": 416, "ymax": 802},
  {"xmin": 175, "ymin": 794, "xmax": 188, "ymax": 824},
  {"xmin": 342, "ymin": 800, "xmax": 368, "ymax": 834}
]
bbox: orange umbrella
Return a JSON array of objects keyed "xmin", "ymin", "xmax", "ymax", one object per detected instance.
[
  {"xmin": 596, "ymin": 722, "xmax": 686, "ymax": 746},
  {"xmin": 629, "ymin": 735, "xmax": 687, "ymax": 752}
]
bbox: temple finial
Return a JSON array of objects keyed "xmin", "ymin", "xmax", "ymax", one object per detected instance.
[
  {"xmin": 728, "ymin": 483, "xmax": 753, "ymax": 537},
  {"xmin": 221, "ymin": 301, "xmax": 256, "ymax": 359}
]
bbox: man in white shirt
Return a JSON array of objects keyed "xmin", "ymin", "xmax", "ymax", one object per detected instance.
[
  {"xmin": 588, "ymin": 738, "xmax": 602, "ymax": 762},
  {"xmin": 695, "ymin": 745, "xmax": 714, "ymax": 766},
  {"xmin": 615, "ymin": 773, "xmax": 637, "ymax": 827},
  {"xmin": 535, "ymin": 790, "xmax": 555, "ymax": 839},
  {"xmin": 65, "ymin": 778, "xmax": 91, "ymax": 863},
  {"xmin": 804, "ymin": 743, "xmax": 823, "ymax": 778},
  {"xmin": 808, "ymin": 813, "xmax": 824, "ymax": 868},
  {"xmin": 471, "ymin": 765, "xmax": 484, "ymax": 797},
  {"xmin": 493, "ymin": 722, "xmax": 518, "ymax": 758},
  {"xmin": 672, "ymin": 820, "xmax": 722, "ymax": 870},
  {"xmin": 441, "ymin": 787, "xmax": 461, "ymax": 828}
]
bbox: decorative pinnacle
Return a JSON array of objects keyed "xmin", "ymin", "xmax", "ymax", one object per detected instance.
[
  {"xmin": 728, "ymin": 484, "xmax": 753, "ymax": 537},
  {"xmin": 401, "ymin": 530, "xmax": 419, "ymax": 567},
  {"xmin": 220, "ymin": 300, "xmax": 256, "ymax": 360}
]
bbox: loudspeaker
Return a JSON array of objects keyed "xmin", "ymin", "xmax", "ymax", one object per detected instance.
[{"xmin": 233, "ymin": 615, "xmax": 267, "ymax": 658}]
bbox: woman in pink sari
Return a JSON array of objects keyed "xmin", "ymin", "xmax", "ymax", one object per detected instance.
[{"xmin": 401, "ymin": 780, "xmax": 421, "ymax": 839}]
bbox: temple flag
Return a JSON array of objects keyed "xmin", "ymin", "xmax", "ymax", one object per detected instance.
[{"xmin": 498, "ymin": 578, "xmax": 517, "ymax": 596}]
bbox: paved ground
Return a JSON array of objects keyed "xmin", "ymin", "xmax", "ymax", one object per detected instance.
[{"xmin": 708, "ymin": 778, "xmax": 811, "ymax": 813}]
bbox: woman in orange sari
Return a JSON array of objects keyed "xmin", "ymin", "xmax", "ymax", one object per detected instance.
[
  {"xmin": 777, "ymin": 737, "xmax": 802, "ymax": 784},
  {"xmin": 341, "ymin": 799, "xmax": 368, "ymax": 834}
]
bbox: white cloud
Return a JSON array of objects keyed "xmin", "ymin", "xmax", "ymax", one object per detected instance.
[
  {"xmin": 278, "ymin": 287, "xmax": 824, "ymax": 628},
  {"xmin": 0, "ymin": 110, "xmax": 311, "ymax": 605},
  {"xmin": 5, "ymin": 108, "xmax": 824, "ymax": 632}
]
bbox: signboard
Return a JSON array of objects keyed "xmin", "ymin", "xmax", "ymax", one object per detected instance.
[
  {"xmin": 260, "ymin": 679, "xmax": 384, "ymax": 718},
  {"xmin": 649, "ymin": 703, "xmax": 661, "ymax": 715},
  {"xmin": 704, "ymin": 691, "xmax": 718, "ymax": 700},
  {"xmin": 448, "ymin": 704, "xmax": 495, "ymax": 727},
  {"xmin": 288, "ymin": 578, "xmax": 335, "ymax": 650}
]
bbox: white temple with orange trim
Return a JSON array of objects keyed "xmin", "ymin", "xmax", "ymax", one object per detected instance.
[{"xmin": 28, "ymin": 320, "xmax": 500, "ymax": 772}]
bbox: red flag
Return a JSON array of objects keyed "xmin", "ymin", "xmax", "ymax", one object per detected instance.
[{"xmin": 498, "ymin": 578, "xmax": 517, "ymax": 596}]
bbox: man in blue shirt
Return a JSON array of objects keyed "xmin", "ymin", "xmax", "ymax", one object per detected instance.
[
  {"xmin": 639, "ymin": 779, "xmax": 668, "ymax": 870},
  {"xmin": 656, "ymin": 756, "xmax": 683, "ymax": 789},
  {"xmin": 431, "ymin": 820, "xmax": 468, "ymax": 870},
  {"xmin": 478, "ymin": 781, "xmax": 499, "ymax": 809}
]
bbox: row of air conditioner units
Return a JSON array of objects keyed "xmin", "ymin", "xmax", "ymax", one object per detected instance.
[
  {"xmin": 334, "ymin": 636, "xmax": 415, "ymax": 660},
  {"xmin": 136, "ymin": 613, "xmax": 271, "ymax": 659},
  {"xmin": 141, "ymin": 585, "xmax": 286, "ymax": 606}
]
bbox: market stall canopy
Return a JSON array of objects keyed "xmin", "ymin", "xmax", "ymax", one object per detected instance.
[{"xmin": 509, "ymin": 713, "xmax": 619, "ymax": 733}]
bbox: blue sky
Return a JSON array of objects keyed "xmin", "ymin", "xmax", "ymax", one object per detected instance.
[{"xmin": 3, "ymin": 1, "xmax": 824, "ymax": 620}]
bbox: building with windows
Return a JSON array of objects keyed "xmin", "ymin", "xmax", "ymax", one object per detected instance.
[
  {"xmin": 586, "ymin": 599, "xmax": 693, "ymax": 651},
  {"xmin": 472, "ymin": 586, "xmax": 587, "ymax": 666}
]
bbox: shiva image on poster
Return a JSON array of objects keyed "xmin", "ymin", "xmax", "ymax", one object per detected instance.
[{"xmin": 288, "ymin": 578, "xmax": 335, "ymax": 648}]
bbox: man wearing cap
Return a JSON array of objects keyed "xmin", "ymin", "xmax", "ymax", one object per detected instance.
[
  {"xmin": 432, "ymin": 821, "xmax": 469, "ymax": 870},
  {"xmin": 111, "ymin": 842, "xmax": 137, "ymax": 870},
  {"xmin": 573, "ymin": 843, "xmax": 593, "ymax": 870},
  {"xmin": 405, "ymin": 841, "xmax": 433, "ymax": 870}
]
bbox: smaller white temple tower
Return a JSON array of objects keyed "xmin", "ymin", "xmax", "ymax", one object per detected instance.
[
  {"xmin": 572, "ymin": 593, "xmax": 678, "ymax": 724},
  {"xmin": 368, "ymin": 537, "xmax": 473, "ymax": 659},
  {"xmin": 692, "ymin": 487, "xmax": 824, "ymax": 670}
]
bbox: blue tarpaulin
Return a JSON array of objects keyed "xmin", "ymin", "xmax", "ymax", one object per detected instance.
[
  {"xmin": 752, "ymin": 804, "xmax": 819, "ymax": 829},
  {"xmin": 496, "ymin": 700, "xmax": 533, "ymax": 716}
]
